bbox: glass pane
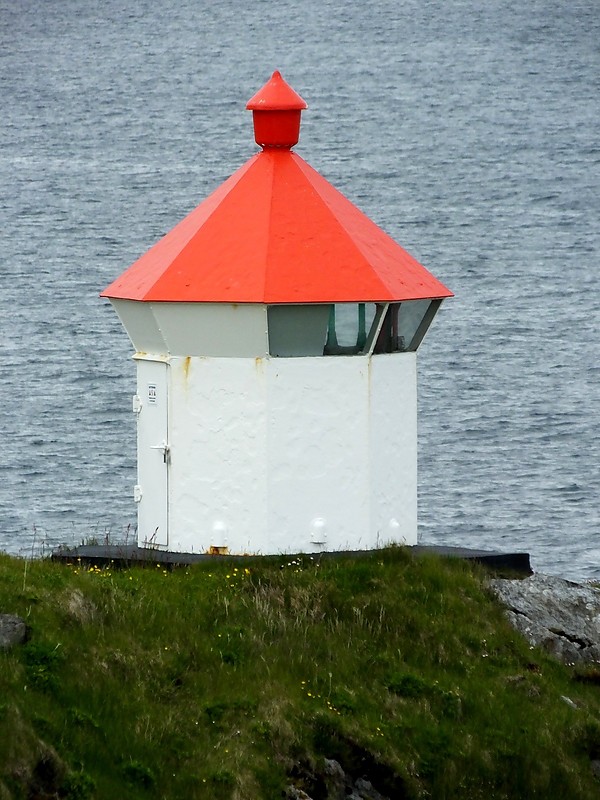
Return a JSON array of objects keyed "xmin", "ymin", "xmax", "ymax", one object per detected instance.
[
  {"xmin": 373, "ymin": 301, "xmax": 439, "ymax": 353},
  {"xmin": 268, "ymin": 305, "xmax": 331, "ymax": 357},
  {"xmin": 397, "ymin": 300, "xmax": 432, "ymax": 350},
  {"xmin": 324, "ymin": 303, "xmax": 378, "ymax": 355}
]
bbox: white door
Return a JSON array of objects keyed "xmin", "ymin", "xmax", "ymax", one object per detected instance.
[{"xmin": 136, "ymin": 359, "xmax": 169, "ymax": 547}]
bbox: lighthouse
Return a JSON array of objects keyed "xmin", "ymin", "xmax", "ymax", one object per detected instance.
[{"xmin": 101, "ymin": 71, "xmax": 453, "ymax": 555}]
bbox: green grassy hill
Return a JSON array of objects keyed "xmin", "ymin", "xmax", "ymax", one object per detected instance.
[{"xmin": 1, "ymin": 548, "xmax": 600, "ymax": 799}]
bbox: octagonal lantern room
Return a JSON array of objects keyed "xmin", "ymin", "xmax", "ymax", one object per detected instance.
[{"xmin": 101, "ymin": 70, "xmax": 453, "ymax": 555}]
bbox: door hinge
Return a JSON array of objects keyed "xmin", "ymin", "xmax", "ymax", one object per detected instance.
[
  {"xmin": 133, "ymin": 485, "xmax": 142, "ymax": 503},
  {"xmin": 132, "ymin": 395, "xmax": 142, "ymax": 414}
]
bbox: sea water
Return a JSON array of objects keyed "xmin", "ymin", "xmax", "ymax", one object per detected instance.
[{"xmin": 1, "ymin": 0, "xmax": 598, "ymax": 578}]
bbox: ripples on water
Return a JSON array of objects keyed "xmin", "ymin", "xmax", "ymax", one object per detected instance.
[{"xmin": 1, "ymin": 0, "xmax": 598, "ymax": 578}]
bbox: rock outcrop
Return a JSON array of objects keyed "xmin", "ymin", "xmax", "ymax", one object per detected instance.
[
  {"xmin": 490, "ymin": 573, "xmax": 600, "ymax": 664},
  {"xmin": 285, "ymin": 758, "xmax": 389, "ymax": 800},
  {"xmin": 0, "ymin": 614, "xmax": 28, "ymax": 651}
]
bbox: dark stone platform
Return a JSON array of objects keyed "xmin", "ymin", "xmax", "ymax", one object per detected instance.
[
  {"xmin": 412, "ymin": 545, "xmax": 531, "ymax": 574},
  {"xmin": 52, "ymin": 543, "xmax": 531, "ymax": 575}
]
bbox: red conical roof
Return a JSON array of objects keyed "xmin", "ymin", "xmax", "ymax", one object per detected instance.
[
  {"xmin": 101, "ymin": 74, "xmax": 452, "ymax": 304},
  {"xmin": 246, "ymin": 70, "xmax": 307, "ymax": 111}
]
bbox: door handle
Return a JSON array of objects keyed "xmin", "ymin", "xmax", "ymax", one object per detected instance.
[{"xmin": 150, "ymin": 442, "xmax": 170, "ymax": 463}]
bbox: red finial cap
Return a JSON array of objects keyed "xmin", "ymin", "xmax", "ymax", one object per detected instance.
[{"xmin": 246, "ymin": 71, "xmax": 308, "ymax": 149}]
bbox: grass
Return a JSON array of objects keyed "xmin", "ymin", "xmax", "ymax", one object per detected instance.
[{"xmin": 1, "ymin": 547, "xmax": 600, "ymax": 798}]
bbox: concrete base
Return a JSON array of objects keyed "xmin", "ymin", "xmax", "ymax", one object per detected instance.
[{"xmin": 52, "ymin": 543, "xmax": 532, "ymax": 575}]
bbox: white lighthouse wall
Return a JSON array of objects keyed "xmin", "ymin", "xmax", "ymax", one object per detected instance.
[
  {"xmin": 167, "ymin": 357, "xmax": 269, "ymax": 553},
  {"xmin": 108, "ymin": 300, "xmax": 270, "ymax": 357},
  {"xmin": 160, "ymin": 354, "xmax": 417, "ymax": 555},
  {"xmin": 109, "ymin": 299, "xmax": 167, "ymax": 354},
  {"xmin": 265, "ymin": 358, "xmax": 371, "ymax": 552},
  {"xmin": 369, "ymin": 354, "xmax": 418, "ymax": 546},
  {"xmin": 151, "ymin": 303, "xmax": 269, "ymax": 357}
]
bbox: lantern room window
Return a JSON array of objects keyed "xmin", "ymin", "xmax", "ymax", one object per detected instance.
[
  {"xmin": 373, "ymin": 300, "xmax": 442, "ymax": 354},
  {"xmin": 324, "ymin": 303, "xmax": 379, "ymax": 355},
  {"xmin": 267, "ymin": 300, "xmax": 442, "ymax": 357},
  {"xmin": 267, "ymin": 304, "xmax": 330, "ymax": 356}
]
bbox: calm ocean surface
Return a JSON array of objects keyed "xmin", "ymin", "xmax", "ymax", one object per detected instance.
[{"xmin": 1, "ymin": 0, "xmax": 598, "ymax": 578}]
